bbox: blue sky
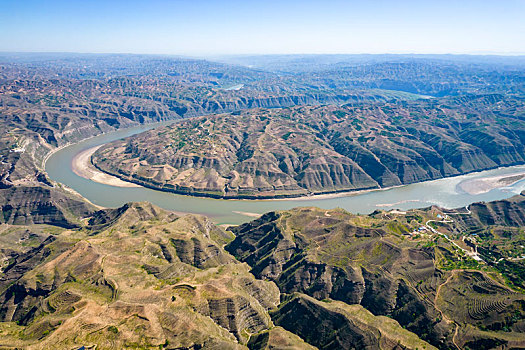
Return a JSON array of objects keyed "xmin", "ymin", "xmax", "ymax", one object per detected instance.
[{"xmin": 1, "ymin": 0, "xmax": 523, "ymax": 56}]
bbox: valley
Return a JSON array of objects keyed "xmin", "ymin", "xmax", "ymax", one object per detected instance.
[
  {"xmin": 1, "ymin": 53, "xmax": 524, "ymax": 349},
  {"xmin": 45, "ymin": 124, "xmax": 525, "ymax": 225}
]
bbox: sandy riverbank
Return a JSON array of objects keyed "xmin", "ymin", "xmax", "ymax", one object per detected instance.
[
  {"xmin": 72, "ymin": 146, "xmax": 141, "ymax": 188},
  {"xmin": 457, "ymin": 170, "xmax": 525, "ymax": 195},
  {"xmin": 71, "ymin": 143, "xmax": 525, "ymax": 202},
  {"xmin": 272, "ymin": 184, "xmax": 410, "ymax": 202},
  {"xmin": 232, "ymin": 210, "xmax": 262, "ymax": 218}
]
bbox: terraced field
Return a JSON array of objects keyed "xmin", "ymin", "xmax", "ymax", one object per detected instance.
[
  {"xmin": 1, "ymin": 53, "xmax": 525, "ymax": 349},
  {"xmin": 93, "ymin": 95, "xmax": 525, "ymax": 198},
  {"xmin": 226, "ymin": 200, "xmax": 525, "ymax": 349}
]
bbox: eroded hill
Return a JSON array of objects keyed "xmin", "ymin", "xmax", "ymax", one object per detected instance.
[
  {"xmin": 93, "ymin": 95, "xmax": 525, "ymax": 198},
  {"xmin": 0, "ymin": 202, "xmax": 439, "ymax": 350},
  {"xmin": 226, "ymin": 193, "xmax": 525, "ymax": 349},
  {"xmin": 0, "ymin": 202, "xmax": 282, "ymax": 349},
  {"xmin": 1, "ymin": 53, "xmax": 525, "ymax": 349},
  {"xmin": 0, "ymin": 194, "xmax": 524, "ymax": 349}
]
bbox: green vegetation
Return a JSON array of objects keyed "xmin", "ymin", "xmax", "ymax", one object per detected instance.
[{"xmin": 227, "ymin": 198, "xmax": 525, "ymax": 349}]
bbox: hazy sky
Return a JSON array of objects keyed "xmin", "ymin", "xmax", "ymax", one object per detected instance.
[{"xmin": 1, "ymin": 0, "xmax": 524, "ymax": 56}]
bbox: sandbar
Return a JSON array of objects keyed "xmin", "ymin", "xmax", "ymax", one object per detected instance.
[
  {"xmin": 232, "ymin": 210, "xmax": 263, "ymax": 218},
  {"xmin": 457, "ymin": 171, "xmax": 525, "ymax": 195},
  {"xmin": 72, "ymin": 146, "xmax": 141, "ymax": 188}
]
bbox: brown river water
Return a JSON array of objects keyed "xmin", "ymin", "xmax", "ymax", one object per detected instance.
[{"xmin": 46, "ymin": 121, "xmax": 525, "ymax": 225}]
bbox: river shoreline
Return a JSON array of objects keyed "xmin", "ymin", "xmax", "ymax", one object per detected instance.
[
  {"xmin": 72, "ymin": 145, "xmax": 141, "ymax": 188},
  {"xmin": 457, "ymin": 172, "xmax": 525, "ymax": 195},
  {"xmin": 41, "ymin": 131, "xmax": 110, "ymax": 170},
  {"xmin": 87, "ymin": 154, "xmax": 408, "ymax": 201},
  {"xmin": 46, "ymin": 120, "xmax": 525, "ymax": 225},
  {"xmin": 79, "ymin": 140, "xmax": 525, "ymax": 202}
]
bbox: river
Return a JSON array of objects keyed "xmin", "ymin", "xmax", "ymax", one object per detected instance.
[{"xmin": 45, "ymin": 121, "xmax": 525, "ymax": 225}]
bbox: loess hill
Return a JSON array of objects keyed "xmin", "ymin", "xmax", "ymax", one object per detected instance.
[
  {"xmin": 93, "ymin": 94, "xmax": 525, "ymax": 198},
  {"xmin": 1, "ymin": 194, "xmax": 525, "ymax": 349},
  {"xmin": 226, "ymin": 191, "xmax": 525, "ymax": 349},
  {"xmin": 0, "ymin": 201, "xmax": 435, "ymax": 350},
  {"xmin": 2, "ymin": 53, "xmax": 525, "ymax": 349}
]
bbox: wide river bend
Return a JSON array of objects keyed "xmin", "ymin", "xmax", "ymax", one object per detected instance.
[{"xmin": 46, "ymin": 121, "xmax": 525, "ymax": 225}]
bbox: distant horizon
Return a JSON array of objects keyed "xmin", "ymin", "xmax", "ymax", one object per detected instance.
[
  {"xmin": 1, "ymin": 51, "xmax": 525, "ymax": 58},
  {"xmin": 1, "ymin": 0, "xmax": 523, "ymax": 56}
]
